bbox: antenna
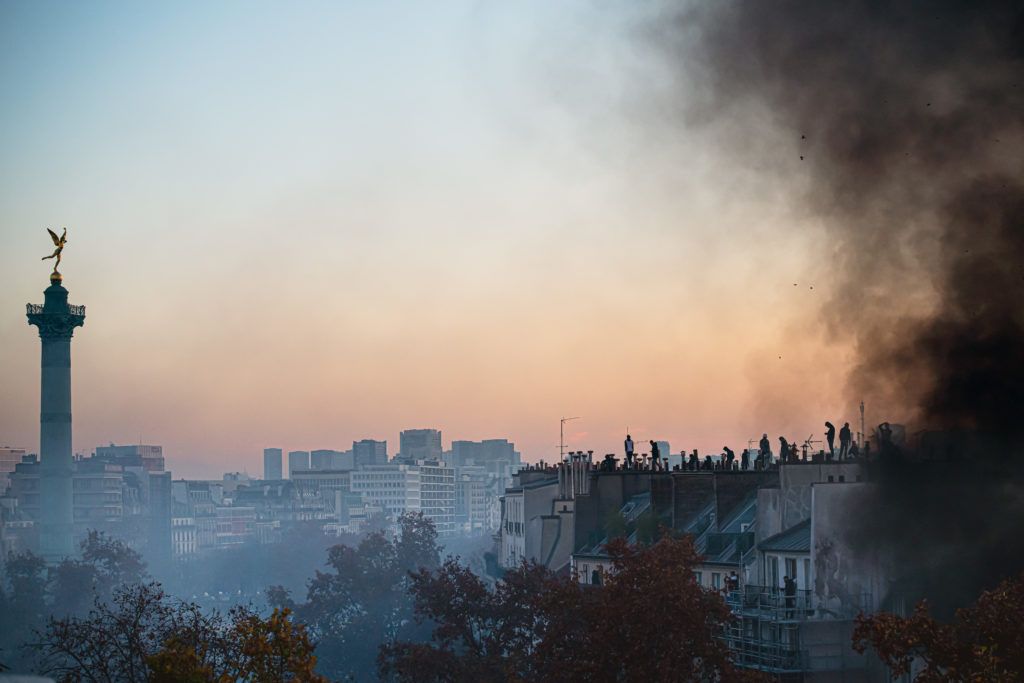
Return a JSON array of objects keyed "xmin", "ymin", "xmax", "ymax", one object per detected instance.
[{"xmin": 560, "ymin": 416, "xmax": 581, "ymax": 461}]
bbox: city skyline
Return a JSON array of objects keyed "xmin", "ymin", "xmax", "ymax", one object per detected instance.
[{"xmin": 2, "ymin": 2, "xmax": 855, "ymax": 479}]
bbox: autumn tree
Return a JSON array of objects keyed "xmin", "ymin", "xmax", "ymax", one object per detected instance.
[
  {"xmin": 381, "ymin": 534, "xmax": 762, "ymax": 682},
  {"xmin": 34, "ymin": 582, "xmax": 326, "ymax": 682},
  {"xmin": 853, "ymin": 571, "xmax": 1024, "ymax": 682},
  {"xmin": 278, "ymin": 512, "xmax": 442, "ymax": 680}
]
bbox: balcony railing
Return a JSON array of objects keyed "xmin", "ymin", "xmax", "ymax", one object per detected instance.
[
  {"xmin": 725, "ymin": 584, "xmax": 872, "ymax": 621},
  {"xmin": 26, "ymin": 303, "xmax": 86, "ymax": 316}
]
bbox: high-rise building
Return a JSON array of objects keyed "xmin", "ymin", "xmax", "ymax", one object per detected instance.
[
  {"xmin": 26, "ymin": 270, "xmax": 85, "ymax": 561},
  {"xmin": 418, "ymin": 460, "xmax": 455, "ymax": 537},
  {"xmin": 0, "ymin": 447, "xmax": 27, "ymax": 495},
  {"xmin": 288, "ymin": 451, "xmax": 310, "ymax": 477},
  {"xmin": 263, "ymin": 448, "xmax": 283, "ymax": 480},
  {"xmin": 311, "ymin": 449, "xmax": 353, "ymax": 471},
  {"xmin": 398, "ymin": 429, "xmax": 442, "ymax": 463},
  {"xmin": 455, "ymin": 466, "xmax": 488, "ymax": 534},
  {"xmin": 353, "ymin": 439, "xmax": 387, "ymax": 467},
  {"xmin": 95, "ymin": 444, "xmax": 165, "ymax": 472}
]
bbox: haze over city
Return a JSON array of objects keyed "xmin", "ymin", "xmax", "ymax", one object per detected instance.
[{"xmin": 0, "ymin": 2, "xmax": 851, "ymax": 477}]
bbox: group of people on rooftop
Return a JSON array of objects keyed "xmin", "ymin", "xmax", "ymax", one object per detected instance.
[{"xmin": 603, "ymin": 420, "xmax": 869, "ymax": 473}]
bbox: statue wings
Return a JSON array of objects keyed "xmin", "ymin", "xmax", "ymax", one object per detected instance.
[{"xmin": 46, "ymin": 227, "xmax": 66, "ymax": 246}]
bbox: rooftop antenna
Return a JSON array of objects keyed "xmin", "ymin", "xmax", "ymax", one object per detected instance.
[
  {"xmin": 859, "ymin": 400, "xmax": 866, "ymax": 447},
  {"xmin": 560, "ymin": 416, "xmax": 581, "ymax": 461}
]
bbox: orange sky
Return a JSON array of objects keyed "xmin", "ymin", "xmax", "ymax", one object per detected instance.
[{"xmin": 0, "ymin": 3, "xmax": 858, "ymax": 477}]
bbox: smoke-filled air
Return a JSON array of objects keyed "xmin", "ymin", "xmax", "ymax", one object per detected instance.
[{"xmin": 2, "ymin": 2, "xmax": 1023, "ymax": 681}]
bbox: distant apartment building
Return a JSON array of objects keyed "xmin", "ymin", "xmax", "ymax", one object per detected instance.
[
  {"xmin": 311, "ymin": 449, "xmax": 353, "ymax": 471},
  {"xmin": 171, "ymin": 514, "xmax": 197, "ymax": 557},
  {"xmin": 353, "ymin": 439, "xmax": 387, "ymax": 467},
  {"xmin": 288, "ymin": 451, "xmax": 310, "ymax": 477},
  {"xmin": 418, "ymin": 461, "xmax": 456, "ymax": 536},
  {"xmin": 450, "ymin": 439, "xmax": 521, "ymax": 489},
  {"xmin": 398, "ymin": 429, "xmax": 442, "ymax": 463},
  {"xmin": 455, "ymin": 466, "xmax": 488, "ymax": 534},
  {"xmin": 95, "ymin": 444, "xmax": 165, "ymax": 472},
  {"xmin": 351, "ymin": 465, "xmax": 422, "ymax": 518},
  {"xmin": 0, "ymin": 447, "xmax": 27, "ymax": 494},
  {"xmin": 263, "ymin": 448, "xmax": 283, "ymax": 480}
]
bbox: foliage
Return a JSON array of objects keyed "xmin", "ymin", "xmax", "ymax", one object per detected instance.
[
  {"xmin": 381, "ymin": 534, "xmax": 763, "ymax": 682},
  {"xmin": 0, "ymin": 533, "xmax": 147, "ymax": 672},
  {"xmin": 283, "ymin": 512, "xmax": 442, "ymax": 680},
  {"xmin": 853, "ymin": 571, "xmax": 1024, "ymax": 682},
  {"xmin": 33, "ymin": 582, "xmax": 325, "ymax": 682}
]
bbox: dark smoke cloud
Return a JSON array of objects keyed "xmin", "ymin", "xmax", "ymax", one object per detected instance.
[{"xmin": 660, "ymin": 1, "xmax": 1024, "ymax": 609}]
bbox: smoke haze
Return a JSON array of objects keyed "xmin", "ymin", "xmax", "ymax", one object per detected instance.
[{"xmin": 663, "ymin": 0, "xmax": 1024, "ymax": 607}]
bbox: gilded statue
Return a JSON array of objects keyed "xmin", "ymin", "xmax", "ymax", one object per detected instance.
[{"xmin": 42, "ymin": 227, "xmax": 67, "ymax": 273}]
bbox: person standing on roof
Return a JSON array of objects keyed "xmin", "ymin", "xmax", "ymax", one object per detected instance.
[
  {"xmin": 839, "ymin": 422, "xmax": 852, "ymax": 460},
  {"xmin": 650, "ymin": 441, "xmax": 660, "ymax": 471},
  {"xmin": 779, "ymin": 436, "xmax": 790, "ymax": 464},
  {"xmin": 825, "ymin": 421, "xmax": 836, "ymax": 460},
  {"xmin": 758, "ymin": 434, "xmax": 772, "ymax": 469},
  {"xmin": 624, "ymin": 434, "xmax": 634, "ymax": 469}
]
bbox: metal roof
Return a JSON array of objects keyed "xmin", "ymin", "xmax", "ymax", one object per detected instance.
[{"xmin": 758, "ymin": 518, "xmax": 811, "ymax": 553}]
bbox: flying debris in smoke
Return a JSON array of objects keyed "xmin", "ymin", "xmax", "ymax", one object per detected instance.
[{"xmin": 660, "ymin": 0, "xmax": 1024, "ymax": 609}]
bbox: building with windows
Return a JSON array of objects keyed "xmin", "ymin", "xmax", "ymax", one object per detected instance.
[
  {"xmin": 353, "ymin": 439, "xmax": 387, "ymax": 467},
  {"xmin": 398, "ymin": 429, "xmax": 442, "ymax": 463},
  {"xmin": 263, "ymin": 448, "xmax": 283, "ymax": 480},
  {"xmin": 455, "ymin": 466, "xmax": 488, "ymax": 534},
  {"xmin": 95, "ymin": 444, "xmax": 165, "ymax": 472},
  {"xmin": 288, "ymin": 451, "xmax": 310, "ymax": 477},
  {"xmin": 311, "ymin": 449, "xmax": 353, "ymax": 471},
  {"xmin": 418, "ymin": 461, "xmax": 455, "ymax": 536},
  {"xmin": 351, "ymin": 464, "xmax": 422, "ymax": 517},
  {"xmin": 0, "ymin": 447, "xmax": 27, "ymax": 495}
]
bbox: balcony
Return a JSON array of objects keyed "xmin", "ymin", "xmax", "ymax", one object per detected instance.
[{"xmin": 26, "ymin": 303, "xmax": 86, "ymax": 316}]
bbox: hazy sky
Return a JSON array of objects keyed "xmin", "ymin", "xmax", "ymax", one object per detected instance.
[{"xmin": 0, "ymin": 1, "xmax": 851, "ymax": 478}]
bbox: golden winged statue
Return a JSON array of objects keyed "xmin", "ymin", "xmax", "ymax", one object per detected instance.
[{"xmin": 42, "ymin": 227, "xmax": 68, "ymax": 273}]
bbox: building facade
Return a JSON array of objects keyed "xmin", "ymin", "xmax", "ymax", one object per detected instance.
[{"xmin": 263, "ymin": 448, "xmax": 283, "ymax": 480}]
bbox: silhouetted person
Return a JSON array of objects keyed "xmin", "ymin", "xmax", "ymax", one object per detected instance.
[
  {"xmin": 689, "ymin": 450, "xmax": 699, "ymax": 471},
  {"xmin": 624, "ymin": 434, "xmax": 634, "ymax": 469},
  {"xmin": 704, "ymin": 455, "xmax": 713, "ymax": 470},
  {"xmin": 723, "ymin": 446, "xmax": 735, "ymax": 470},
  {"xmin": 825, "ymin": 421, "xmax": 836, "ymax": 459},
  {"xmin": 650, "ymin": 441, "xmax": 660, "ymax": 471},
  {"xmin": 839, "ymin": 422, "xmax": 852, "ymax": 460},
  {"xmin": 778, "ymin": 436, "xmax": 790, "ymax": 463},
  {"xmin": 784, "ymin": 576, "xmax": 797, "ymax": 618},
  {"xmin": 741, "ymin": 449, "xmax": 750, "ymax": 471}
]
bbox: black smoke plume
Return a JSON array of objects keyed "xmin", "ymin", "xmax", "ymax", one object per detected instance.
[{"xmin": 664, "ymin": 1, "xmax": 1024, "ymax": 610}]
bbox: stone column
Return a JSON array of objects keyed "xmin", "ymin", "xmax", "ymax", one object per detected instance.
[{"xmin": 27, "ymin": 272, "xmax": 85, "ymax": 561}]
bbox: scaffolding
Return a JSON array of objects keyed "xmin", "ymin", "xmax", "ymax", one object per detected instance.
[{"xmin": 722, "ymin": 586, "xmax": 872, "ymax": 681}]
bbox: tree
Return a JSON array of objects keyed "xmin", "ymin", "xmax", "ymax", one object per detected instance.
[
  {"xmin": 47, "ymin": 531, "xmax": 150, "ymax": 618},
  {"xmin": 381, "ymin": 534, "xmax": 763, "ymax": 682},
  {"xmin": 853, "ymin": 571, "xmax": 1024, "ymax": 682},
  {"xmin": 0, "ymin": 551, "xmax": 49, "ymax": 672},
  {"xmin": 225, "ymin": 607, "xmax": 327, "ymax": 683},
  {"xmin": 287, "ymin": 512, "xmax": 442, "ymax": 680},
  {"xmin": 33, "ymin": 582, "xmax": 325, "ymax": 683}
]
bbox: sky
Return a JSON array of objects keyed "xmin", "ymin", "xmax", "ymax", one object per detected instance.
[{"xmin": 0, "ymin": 1, "xmax": 852, "ymax": 478}]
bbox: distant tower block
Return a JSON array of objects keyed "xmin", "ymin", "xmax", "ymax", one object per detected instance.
[{"xmin": 26, "ymin": 271, "xmax": 85, "ymax": 561}]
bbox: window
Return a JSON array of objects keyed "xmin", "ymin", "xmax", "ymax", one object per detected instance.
[
  {"xmin": 785, "ymin": 558, "xmax": 797, "ymax": 583},
  {"xmin": 769, "ymin": 556, "xmax": 779, "ymax": 588},
  {"xmin": 694, "ymin": 571, "xmax": 703, "ymax": 586},
  {"xmin": 712, "ymin": 573, "xmax": 721, "ymax": 589},
  {"xmin": 803, "ymin": 559, "xmax": 811, "ymax": 590}
]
